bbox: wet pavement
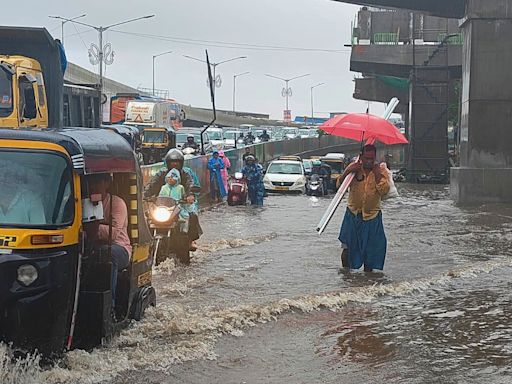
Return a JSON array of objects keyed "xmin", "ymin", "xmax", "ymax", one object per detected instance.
[{"xmin": 3, "ymin": 184, "xmax": 512, "ymax": 383}]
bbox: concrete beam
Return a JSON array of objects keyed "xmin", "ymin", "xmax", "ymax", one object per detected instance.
[
  {"xmin": 330, "ymin": 0, "xmax": 465, "ymax": 18},
  {"xmin": 351, "ymin": 44, "xmax": 462, "ymax": 78}
]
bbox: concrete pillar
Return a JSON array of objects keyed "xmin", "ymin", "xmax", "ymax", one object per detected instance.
[{"xmin": 450, "ymin": 0, "xmax": 512, "ymax": 203}]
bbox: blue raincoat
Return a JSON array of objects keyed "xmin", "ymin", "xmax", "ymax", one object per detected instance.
[
  {"xmin": 208, "ymin": 154, "xmax": 227, "ymax": 199},
  {"xmin": 242, "ymin": 163, "xmax": 264, "ymax": 206},
  {"xmin": 182, "ymin": 166, "xmax": 200, "ymax": 213}
]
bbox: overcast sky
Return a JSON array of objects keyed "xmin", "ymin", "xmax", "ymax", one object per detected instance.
[{"xmin": 3, "ymin": 0, "xmax": 385, "ymax": 119}]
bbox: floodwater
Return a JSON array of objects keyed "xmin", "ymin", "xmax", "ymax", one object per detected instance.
[{"xmin": 3, "ymin": 184, "xmax": 512, "ymax": 384}]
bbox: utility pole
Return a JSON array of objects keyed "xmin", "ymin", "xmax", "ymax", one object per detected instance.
[
  {"xmin": 49, "ymin": 14, "xmax": 86, "ymax": 46},
  {"xmin": 233, "ymin": 71, "xmax": 250, "ymax": 112},
  {"xmin": 152, "ymin": 50, "xmax": 173, "ymax": 96},
  {"xmin": 183, "ymin": 55, "xmax": 247, "ymax": 100},
  {"xmin": 310, "ymin": 82, "xmax": 325, "ymax": 122}
]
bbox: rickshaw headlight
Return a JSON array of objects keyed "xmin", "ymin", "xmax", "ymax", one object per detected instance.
[
  {"xmin": 17, "ymin": 264, "xmax": 38, "ymax": 286},
  {"xmin": 152, "ymin": 207, "xmax": 172, "ymax": 223}
]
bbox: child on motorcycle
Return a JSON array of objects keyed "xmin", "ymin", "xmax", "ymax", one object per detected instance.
[{"xmin": 159, "ymin": 169, "xmax": 191, "ymax": 232}]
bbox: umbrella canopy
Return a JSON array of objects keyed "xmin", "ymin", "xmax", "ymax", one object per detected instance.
[{"xmin": 320, "ymin": 113, "xmax": 408, "ymax": 145}]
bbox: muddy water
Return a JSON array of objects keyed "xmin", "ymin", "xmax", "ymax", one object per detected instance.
[{"xmin": 3, "ymin": 184, "xmax": 512, "ymax": 384}]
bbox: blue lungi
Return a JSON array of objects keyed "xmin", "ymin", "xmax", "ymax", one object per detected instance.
[{"xmin": 338, "ymin": 209, "xmax": 387, "ymax": 270}]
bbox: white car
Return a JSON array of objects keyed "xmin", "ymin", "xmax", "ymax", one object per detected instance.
[{"xmin": 263, "ymin": 160, "xmax": 307, "ymax": 194}]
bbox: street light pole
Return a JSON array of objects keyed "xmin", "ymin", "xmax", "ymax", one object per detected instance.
[
  {"xmin": 233, "ymin": 71, "xmax": 250, "ymax": 112},
  {"xmin": 310, "ymin": 82, "xmax": 325, "ymax": 121},
  {"xmin": 49, "ymin": 14, "xmax": 86, "ymax": 46},
  {"xmin": 264, "ymin": 73, "xmax": 310, "ymax": 122},
  {"xmin": 49, "ymin": 14, "xmax": 155, "ymax": 102},
  {"xmin": 183, "ymin": 55, "xmax": 247, "ymax": 99},
  {"xmin": 152, "ymin": 50, "xmax": 173, "ymax": 96}
]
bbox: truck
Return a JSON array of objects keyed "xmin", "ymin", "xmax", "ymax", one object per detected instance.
[
  {"xmin": 124, "ymin": 99, "xmax": 178, "ymax": 164},
  {"xmin": 0, "ymin": 26, "xmax": 100, "ymax": 129}
]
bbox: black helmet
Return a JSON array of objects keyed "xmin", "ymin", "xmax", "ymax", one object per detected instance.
[{"xmin": 164, "ymin": 148, "xmax": 184, "ymax": 169}]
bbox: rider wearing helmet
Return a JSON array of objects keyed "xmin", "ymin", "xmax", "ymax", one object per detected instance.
[
  {"xmin": 144, "ymin": 148, "xmax": 202, "ymax": 247},
  {"xmin": 241, "ymin": 155, "xmax": 265, "ymax": 206},
  {"xmin": 182, "ymin": 133, "xmax": 200, "ymax": 152}
]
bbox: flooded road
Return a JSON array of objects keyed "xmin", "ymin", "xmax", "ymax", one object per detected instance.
[{"xmin": 4, "ymin": 184, "xmax": 512, "ymax": 384}]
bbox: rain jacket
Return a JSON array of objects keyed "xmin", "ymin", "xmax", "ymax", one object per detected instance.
[
  {"xmin": 242, "ymin": 163, "xmax": 264, "ymax": 206},
  {"xmin": 219, "ymin": 151, "xmax": 231, "ymax": 193},
  {"xmin": 208, "ymin": 156, "xmax": 227, "ymax": 198}
]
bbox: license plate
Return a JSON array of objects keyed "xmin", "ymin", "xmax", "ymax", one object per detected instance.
[{"xmin": 275, "ymin": 186, "xmax": 289, "ymax": 191}]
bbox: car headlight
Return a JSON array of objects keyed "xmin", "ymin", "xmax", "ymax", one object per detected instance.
[
  {"xmin": 17, "ymin": 264, "xmax": 38, "ymax": 286},
  {"xmin": 152, "ymin": 207, "xmax": 172, "ymax": 222},
  {"xmin": 294, "ymin": 178, "xmax": 306, "ymax": 186}
]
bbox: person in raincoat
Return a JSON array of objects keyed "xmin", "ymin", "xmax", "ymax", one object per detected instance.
[
  {"xmin": 207, "ymin": 151, "xmax": 226, "ymax": 203},
  {"xmin": 218, "ymin": 150, "xmax": 231, "ymax": 193},
  {"xmin": 158, "ymin": 169, "xmax": 191, "ymax": 233},
  {"xmin": 241, "ymin": 155, "xmax": 264, "ymax": 206}
]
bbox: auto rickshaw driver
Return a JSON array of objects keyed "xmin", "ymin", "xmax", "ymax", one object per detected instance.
[{"xmin": 83, "ymin": 173, "xmax": 131, "ymax": 312}]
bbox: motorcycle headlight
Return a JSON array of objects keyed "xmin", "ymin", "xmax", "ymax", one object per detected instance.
[
  {"xmin": 17, "ymin": 264, "xmax": 38, "ymax": 286},
  {"xmin": 152, "ymin": 207, "xmax": 172, "ymax": 223}
]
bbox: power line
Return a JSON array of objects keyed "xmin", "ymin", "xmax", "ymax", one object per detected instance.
[
  {"xmin": 71, "ymin": 22, "xmax": 89, "ymax": 50},
  {"xmin": 110, "ymin": 30, "xmax": 351, "ymax": 54}
]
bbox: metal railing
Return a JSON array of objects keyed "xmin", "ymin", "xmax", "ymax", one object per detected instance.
[{"xmin": 374, "ymin": 33, "xmax": 399, "ymax": 45}]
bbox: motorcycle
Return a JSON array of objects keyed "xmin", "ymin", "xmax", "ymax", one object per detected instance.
[
  {"xmin": 392, "ymin": 168, "xmax": 406, "ymax": 182},
  {"xmin": 227, "ymin": 172, "xmax": 248, "ymax": 206},
  {"xmin": 183, "ymin": 146, "xmax": 199, "ymax": 159},
  {"xmin": 147, "ymin": 193, "xmax": 199, "ymax": 265},
  {"xmin": 306, "ymin": 174, "xmax": 325, "ymax": 197}
]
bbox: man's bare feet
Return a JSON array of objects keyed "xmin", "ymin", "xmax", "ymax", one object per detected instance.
[{"xmin": 190, "ymin": 241, "xmax": 198, "ymax": 252}]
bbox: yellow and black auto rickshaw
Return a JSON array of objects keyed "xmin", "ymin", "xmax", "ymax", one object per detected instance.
[
  {"xmin": 139, "ymin": 127, "xmax": 176, "ymax": 165},
  {"xmin": 0, "ymin": 127, "xmax": 155, "ymax": 357},
  {"xmin": 320, "ymin": 153, "xmax": 346, "ymax": 191}
]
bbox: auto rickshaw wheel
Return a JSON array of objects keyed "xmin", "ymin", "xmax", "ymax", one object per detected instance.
[{"xmin": 131, "ymin": 286, "xmax": 156, "ymax": 321}]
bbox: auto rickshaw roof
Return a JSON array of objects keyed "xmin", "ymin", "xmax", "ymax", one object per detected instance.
[{"xmin": 0, "ymin": 127, "xmax": 137, "ymax": 174}]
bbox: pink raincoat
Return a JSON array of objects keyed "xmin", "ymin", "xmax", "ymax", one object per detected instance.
[{"xmin": 219, "ymin": 151, "xmax": 231, "ymax": 192}]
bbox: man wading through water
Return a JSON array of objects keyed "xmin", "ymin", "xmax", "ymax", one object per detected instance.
[{"xmin": 337, "ymin": 144, "xmax": 390, "ymax": 272}]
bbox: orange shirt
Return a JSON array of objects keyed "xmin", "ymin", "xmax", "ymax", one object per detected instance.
[{"xmin": 347, "ymin": 169, "xmax": 390, "ymax": 221}]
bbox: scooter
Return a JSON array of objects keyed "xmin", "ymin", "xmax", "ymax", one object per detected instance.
[
  {"xmin": 147, "ymin": 196, "xmax": 191, "ymax": 265},
  {"xmin": 227, "ymin": 172, "xmax": 248, "ymax": 206},
  {"xmin": 306, "ymin": 174, "xmax": 325, "ymax": 197}
]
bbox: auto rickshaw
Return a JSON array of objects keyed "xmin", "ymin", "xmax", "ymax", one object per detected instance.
[
  {"xmin": 140, "ymin": 127, "xmax": 176, "ymax": 165},
  {"xmin": 0, "ymin": 127, "xmax": 155, "ymax": 357},
  {"xmin": 320, "ymin": 153, "xmax": 346, "ymax": 191}
]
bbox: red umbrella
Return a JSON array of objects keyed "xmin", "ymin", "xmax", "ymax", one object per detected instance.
[{"xmin": 320, "ymin": 113, "xmax": 408, "ymax": 145}]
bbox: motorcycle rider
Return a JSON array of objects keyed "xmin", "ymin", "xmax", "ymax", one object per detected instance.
[
  {"xmin": 144, "ymin": 148, "xmax": 202, "ymax": 250},
  {"xmin": 259, "ymin": 129, "xmax": 270, "ymax": 142},
  {"xmin": 310, "ymin": 160, "xmax": 330, "ymax": 194},
  {"xmin": 182, "ymin": 134, "xmax": 200, "ymax": 153},
  {"xmin": 241, "ymin": 155, "xmax": 264, "ymax": 206},
  {"xmin": 244, "ymin": 132, "xmax": 255, "ymax": 145}
]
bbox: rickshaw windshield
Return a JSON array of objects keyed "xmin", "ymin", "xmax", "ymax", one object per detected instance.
[
  {"xmin": 323, "ymin": 160, "xmax": 343, "ymax": 173},
  {"xmin": 143, "ymin": 130, "xmax": 166, "ymax": 144},
  {"xmin": 0, "ymin": 150, "xmax": 74, "ymax": 228}
]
